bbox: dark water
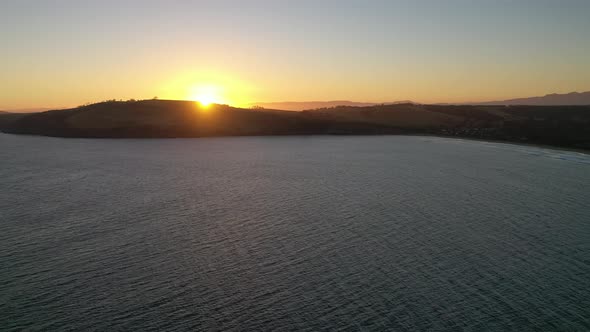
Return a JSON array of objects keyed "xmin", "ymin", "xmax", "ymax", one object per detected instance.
[{"xmin": 1, "ymin": 134, "xmax": 589, "ymax": 331}]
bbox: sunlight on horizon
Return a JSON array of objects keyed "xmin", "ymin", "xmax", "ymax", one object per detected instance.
[
  {"xmin": 169, "ymin": 74, "xmax": 255, "ymax": 108},
  {"xmin": 189, "ymin": 85, "xmax": 225, "ymax": 108}
]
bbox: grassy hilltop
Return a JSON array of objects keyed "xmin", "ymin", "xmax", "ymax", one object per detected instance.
[{"xmin": 1, "ymin": 99, "xmax": 589, "ymax": 150}]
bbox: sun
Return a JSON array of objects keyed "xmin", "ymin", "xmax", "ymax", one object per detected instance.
[
  {"xmin": 190, "ymin": 85, "xmax": 224, "ymax": 108},
  {"xmin": 194, "ymin": 95, "xmax": 217, "ymax": 108}
]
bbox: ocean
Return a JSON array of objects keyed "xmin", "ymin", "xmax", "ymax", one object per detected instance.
[{"xmin": 1, "ymin": 134, "xmax": 589, "ymax": 331}]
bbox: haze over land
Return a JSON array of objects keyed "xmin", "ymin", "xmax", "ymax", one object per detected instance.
[
  {"xmin": 249, "ymin": 91, "xmax": 590, "ymax": 111},
  {"xmin": 463, "ymin": 91, "xmax": 590, "ymax": 106},
  {"xmin": 248, "ymin": 101, "xmax": 415, "ymax": 111}
]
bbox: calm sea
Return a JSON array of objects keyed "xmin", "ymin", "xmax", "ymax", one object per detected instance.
[{"xmin": 1, "ymin": 134, "xmax": 589, "ymax": 331}]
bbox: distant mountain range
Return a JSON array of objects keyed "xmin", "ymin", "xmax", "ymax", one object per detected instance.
[
  {"xmin": 463, "ymin": 91, "xmax": 590, "ymax": 106},
  {"xmin": 248, "ymin": 100, "xmax": 414, "ymax": 111},
  {"xmin": 251, "ymin": 92, "xmax": 590, "ymax": 110}
]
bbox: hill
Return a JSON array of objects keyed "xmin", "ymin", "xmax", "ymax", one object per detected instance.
[
  {"xmin": 468, "ymin": 91, "xmax": 590, "ymax": 106},
  {"xmin": 0, "ymin": 100, "xmax": 406, "ymax": 138},
  {"xmin": 248, "ymin": 100, "xmax": 413, "ymax": 111},
  {"xmin": 304, "ymin": 103, "xmax": 590, "ymax": 149},
  {"xmin": 1, "ymin": 100, "xmax": 589, "ymax": 150},
  {"xmin": 0, "ymin": 112, "xmax": 27, "ymax": 128}
]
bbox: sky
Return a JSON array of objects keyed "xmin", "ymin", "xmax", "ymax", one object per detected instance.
[{"xmin": 1, "ymin": 0, "xmax": 589, "ymax": 109}]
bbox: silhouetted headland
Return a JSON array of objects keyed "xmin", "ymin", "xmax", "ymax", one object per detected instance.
[{"xmin": 1, "ymin": 99, "xmax": 589, "ymax": 150}]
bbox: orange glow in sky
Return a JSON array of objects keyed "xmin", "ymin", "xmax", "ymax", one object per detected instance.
[{"xmin": 1, "ymin": 2, "xmax": 589, "ymax": 110}]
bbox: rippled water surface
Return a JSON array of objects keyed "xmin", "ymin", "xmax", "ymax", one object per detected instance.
[{"xmin": 1, "ymin": 134, "xmax": 589, "ymax": 331}]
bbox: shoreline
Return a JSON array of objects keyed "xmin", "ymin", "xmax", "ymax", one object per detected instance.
[
  {"xmin": 2, "ymin": 131, "xmax": 589, "ymax": 155},
  {"xmin": 410, "ymin": 134, "xmax": 590, "ymax": 156}
]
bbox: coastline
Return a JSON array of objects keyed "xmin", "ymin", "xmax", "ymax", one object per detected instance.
[
  {"xmin": 2, "ymin": 130, "xmax": 589, "ymax": 156},
  {"xmin": 412, "ymin": 134, "xmax": 590, "ymax": 156}
]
